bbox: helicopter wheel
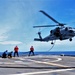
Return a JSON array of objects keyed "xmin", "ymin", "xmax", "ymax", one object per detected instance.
[
  {"xmin": 59, "ymin": 36, "xmax": 62, "ymax": 40},
  {"xmin": 69, "ymin": 38, "xmax": 72, "ymax": 41},
  {"xmin": 51, "ymin": 42, "xmax": 54, "ymax": 44},
  {"xmin": 38, "ymin": 32, "xmax": 41, "ymax": 35}
]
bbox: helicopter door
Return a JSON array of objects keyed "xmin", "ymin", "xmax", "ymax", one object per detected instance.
[{"xmin": 54, "ymin": 27, "xmax": 61, "ymax": 37}]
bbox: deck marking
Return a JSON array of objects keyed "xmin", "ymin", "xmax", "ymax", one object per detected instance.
[
  {"xmin": 50, "ymin": 58, "xmax": 62, "ymax": 62},
  {"xmin": 10, "ymin": 68, "xmax": 74, "ymax": 75},
  {"xmin": 28, "ymin": 59, "xmax": 69, "ymax": 67}
]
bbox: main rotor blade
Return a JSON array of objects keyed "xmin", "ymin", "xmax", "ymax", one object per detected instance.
[
  {"xmin": 33, "ymin": 25, "xmax": 59, "ymax": 28},
  {"xmin": 40, "ymin": 10, "xmax": 60, "ymax": 24}
]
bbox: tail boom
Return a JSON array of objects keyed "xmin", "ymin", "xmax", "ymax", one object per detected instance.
[{"xmin": 34, "ymin": 38, "xmax": 46, "ymax": 42}]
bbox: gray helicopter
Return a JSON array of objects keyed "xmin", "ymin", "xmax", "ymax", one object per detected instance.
[{"xmin": 33, "ymin": 10, "xmax": 75, "ymax": 44}]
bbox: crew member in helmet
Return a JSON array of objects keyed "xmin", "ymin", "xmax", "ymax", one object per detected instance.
[
  {"xmin": 55, "ymin": 27, "xmax": 61, "ymax": 37},
  {"xmin": 8, "ymin": 51, "xmax": 13, "ymax": 58},
  {"xmin": 2, "ymin": 50, "xmax": 8, "ymax": 58}
]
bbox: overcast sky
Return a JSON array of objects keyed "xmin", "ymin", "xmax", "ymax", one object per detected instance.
[{"xmin": 0, "ymin": 0, "xmax": 75, "ymax": 52}]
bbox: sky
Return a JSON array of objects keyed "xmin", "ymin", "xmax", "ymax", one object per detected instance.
[{"xmin": 0, "ymin": 0, "xmax": 75, "ymax": 52}]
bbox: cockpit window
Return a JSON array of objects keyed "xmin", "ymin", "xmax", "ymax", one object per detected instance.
[
  {"xmin": 68, "ymin": 27, "xmax": 72, "ymax": 29},
  {"xmin": 65, "ymin": 27, "xmax": 72, "ymax": 31}
]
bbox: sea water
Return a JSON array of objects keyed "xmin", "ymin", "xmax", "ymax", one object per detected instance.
[
  {"xmin": 14, "ymin": 51, "xmax": 75, "ymax": 56},
  {"xmin": 0, "ymin": 51, "xmax": 75, "ymax": 56}
]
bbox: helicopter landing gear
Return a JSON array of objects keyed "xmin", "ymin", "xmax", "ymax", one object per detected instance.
[
  {"xmin": 51, "ymin": 41, "xmax": 54, "ymax": 44},
  {"xmin": 38, "ymin": 32, "xmax": 42, "ymax": 40},
  {"xmin": 38, "ymin": 32, "xmax": 41, "ymax": 35},
  {"xmin": 59, "ymin": 37, "xmax": 62, "ymax": 40},
  {"xmin": 69, "ymin": 38, "xmax": 72, "ymax": 41}
]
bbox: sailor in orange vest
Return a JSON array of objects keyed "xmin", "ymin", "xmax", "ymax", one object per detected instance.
[
  {"xmin": 29, "ymin": 46, "xmax": 34, "ymax": 56},
  {"xmin": 14, "ymin": 46, "xmax": 19, "ymax": 57}
]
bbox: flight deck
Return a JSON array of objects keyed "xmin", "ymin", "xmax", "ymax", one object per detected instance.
[{"xmin": 0, "ymin": 55, "xmax": 75, "ymax": 75}]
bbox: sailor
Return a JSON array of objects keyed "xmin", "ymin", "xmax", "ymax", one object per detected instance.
[
  {"xmin": 8, "ymin": 51, "xmax": 13, "ymax": 58},
  {"xmin": 2, "ymin": 50, "xmax": 8, "ymax": 58},
  {"xmin": 29, "ymin": 46, "xmax": 34, "ymax": 56},
  {"xmin": 14, "ymin": 46, "xmax": 19, "ymax": 57}
]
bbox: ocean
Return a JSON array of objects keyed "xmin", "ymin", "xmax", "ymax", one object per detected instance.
[
  {"xmin": 0, "ymin": 51, "xmax": 75, "ymax": 56},
  {"xmin": 19, "ymin": 51, "xmax": 75, "ymax": 56}
]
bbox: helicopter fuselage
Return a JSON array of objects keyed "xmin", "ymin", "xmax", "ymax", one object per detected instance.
[
  {"xmin": 33, "ymin": 10, "xmax": 75, "ymax": 43},
  {"xmin": 34, "ymin": 27, "xmax": 75, "ymax": 42}
]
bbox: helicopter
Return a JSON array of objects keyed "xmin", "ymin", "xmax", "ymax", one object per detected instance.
[{"xmin": 33, "ymin": 10, "xmax": 75, "ymax": 44}]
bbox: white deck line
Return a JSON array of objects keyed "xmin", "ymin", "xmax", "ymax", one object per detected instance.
[{"xmin": 10, "ymin": 68, "xmax": 74, "ymax": 75}]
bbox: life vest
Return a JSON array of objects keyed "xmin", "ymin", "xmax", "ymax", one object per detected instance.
[
  {"xmin": 14, "ymin": 46, "xmax": 19, "ymax": 52},
  {"xmin": 30, "ymin": 46, "xmax": 34, "ymax": 51}
]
